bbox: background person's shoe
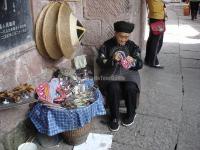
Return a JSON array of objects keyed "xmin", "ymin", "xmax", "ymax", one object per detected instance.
[
  {"xmin": 145, "ymin": 62, "xmax": 164, "ymax": 69},
  {"xmin": 144, "ymin": 61, "xmax": 150, "ymax": 66},
  {"xmin": 150, "ymin": 64, "xmax": 164, "ymax": 69},
  {"xmin": 109, "ymin": 118, "xmax": 120, "ymax": 132},
  {"xmin": 191, "ymin": 15, "xmax": 194, "ymax": 20}
]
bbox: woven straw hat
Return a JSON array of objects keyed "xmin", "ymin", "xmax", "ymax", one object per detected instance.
[
  {"xmin": 43, "ymin": 2, "xmax": 63, "ymax": 60},
  {"xmin": 35, "ymin": 3, "xmax": 52, "ymax": 58},
  {"xmin": 57, "ymin": 3, "xmax": 86, "ymax": 59}
]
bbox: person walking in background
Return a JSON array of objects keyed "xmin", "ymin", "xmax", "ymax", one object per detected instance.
[
  {"xmin": 186, "ymin": 0, "xmax": 200, "ymax": 20},
  {"xmin": 144, "ymin": 0, "xmax": 167, "ymax": 69}
]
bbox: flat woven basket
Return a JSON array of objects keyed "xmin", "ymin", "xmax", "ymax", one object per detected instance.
[
  {"xmin": 61, "ymin": 121, "xmax": 92, "ymax": 145},
  {"xmin": 35, "ymin": 3, "xmax": 51, "ymax": 58},
  {"xmin": 43, "ymin": 2, "xmax": 63, "ymax": 60}
]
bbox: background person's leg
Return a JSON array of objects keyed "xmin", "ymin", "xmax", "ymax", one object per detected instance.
[
  {"xmin": 194, "ymin": 2, "xmax": 199, "ymax": 19},
  {"xmin": 190, "ymin": 2, "xmax": 195, "ymax": 20},
  {"xmin": 145, "ymin": 29, "xmax": 153, "ymax": 65},
  {"xmin": 145, "ymin": 30, "xmax": 161, "ymax": 66},
  {"xmin": 155, "ymin": 32, "xmax": 164, "ymax": 65}
]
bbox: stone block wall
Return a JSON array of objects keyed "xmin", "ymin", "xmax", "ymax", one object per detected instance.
[
  {"xmin": 80, "ymin": 0, "xmax": 144, "ymax": 63},
  {"xmin": 0, "ymin": 0, "xmax": 145, "ymax": 149}
]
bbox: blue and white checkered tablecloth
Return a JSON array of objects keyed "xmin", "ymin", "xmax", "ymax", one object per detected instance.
[{"xmin": 28, "ymin": 88, "xmax": 106, "ymax": 136}]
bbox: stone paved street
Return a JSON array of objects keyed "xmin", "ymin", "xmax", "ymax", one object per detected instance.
[{"xmin": 37, "ymin": 3, "xmax": 200, "ymax": 150}]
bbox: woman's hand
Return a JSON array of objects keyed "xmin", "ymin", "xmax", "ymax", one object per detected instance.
[
  {"xmin": 126, "ymin": 56, "xmax": 136, "ymax": 64},
  {"xmin": 113, "ymin": 52, "xmax": 121, "ymax": 61}
]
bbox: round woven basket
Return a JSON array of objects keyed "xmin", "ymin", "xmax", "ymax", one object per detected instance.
[{"xmin": 61, "ymin": 122, "xmax": 92, "ymax": 146}]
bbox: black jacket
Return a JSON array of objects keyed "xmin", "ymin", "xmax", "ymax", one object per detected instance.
[{"xmin": 96, "ymin": 37, "xmax": 143, "ymax": 91}]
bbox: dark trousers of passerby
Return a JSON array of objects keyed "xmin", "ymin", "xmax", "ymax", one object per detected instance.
[
  {"xmin": 190, "ymin": 1, "xmax": 200, "ymax": 20},
  {"xmin": 107, "ymin": 81, "xmax": 138, "ymax": 120},
  {"xmin": 145, "ymin": 19, "xmax": 164, "ymax": 66}
]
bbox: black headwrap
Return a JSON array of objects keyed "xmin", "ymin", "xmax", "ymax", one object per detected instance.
[{"xmin": 114, "ymin": 21, "xmax": 135, "ymax": 33}]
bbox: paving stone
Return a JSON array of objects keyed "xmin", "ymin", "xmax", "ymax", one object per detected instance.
[
  {"xmin": 3, "ymin": 120, "xmax": 35, "ymax": 150},
  {"xmin": 158, "ymin": 54, "xmax": 181, "ymax": 74},
  {"xmin": 181, "ymin": 50, "xmax": 200, "ymax": 60},
  {"xmin": 142, "ymin": 54, "xmax": 181, "ymax": 76},
  {"xmin": 138, "ymin": 88, "xmax": 182, "ymax": 122},
  {"xmin": 177, "ymin": 112, "xmax": 200, "ymax": 150},
  {"xmin": 171, "ymin": 3, "xmax": 200, "ymax": 149},
  {"xmin": 37, "ymin": 141, "xmax": 73, "ymax": 150},
  {"xmin": 184, "ymin": 73, "xmax": 200, "ymax": 87},
  {"xmin": 177, "ymin": 144, "xmax": 200, "ymax": 150},
  {"xmin": 178, "ymin": 17, "xmax": 200, "ymax": 25},
  {"xmin": 112, "ymin": 142, "xmax": 145, "ymax": 150},
  {"xmin": 0, "ymin": 143, "xmax": 5, "ymax": 150},
  {"xmin": 162, "ymin": 43, "xmax": 180, "ymax": 54},
  {"xmin": 113, "ymin": 115, "xmax": 178, "ymax": 150},
  {"xmin": 140, "ymin": 47, "xmax": 182, "ymax": 122},
  {"xmin": 182, "ymin": 70, "xmax": 200, "ymax": 116},
  {"xmin": 181, "ymin": 58, "xmax": 200, "ymax": 68},
  {"xmin": 0, "ymin": 105, "xmax": 29, "ymax": 133},
  {"xmin": 164, "ymin": 24, "xmax": 180, "ymax": 44},
  {"xmin": 180, "ymin": 43, "xmax": 200, "ymax": 52},
  {"xmin": 141, "ymin": 78, "xmax": 181, "ymax": 100},
  {"xmin": 182, "ymin": 84, "xmax": 200, "ymax": 100},
  {"xmin": 91, "ymin": 116, "xmax": 110, "ymax": 134},
  {"xmin": 140, "ymin": 68, "xmax": 181, "ymax": 95},
  {"xmin": 182, "ymin": 95, "xmax": 200, "ymax": 116},
  {"xmin": 182, "ymin": 67, "xmax": 200, "ymax": 80}
]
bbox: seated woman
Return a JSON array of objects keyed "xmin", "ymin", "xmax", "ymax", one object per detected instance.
[{"xmin": 96, "ymin": 21, "xmax": 143, "ymax": 132}]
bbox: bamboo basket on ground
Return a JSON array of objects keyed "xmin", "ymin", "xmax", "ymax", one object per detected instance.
[{"xmin": 61, "ymin": 122, "xmax": 92, "ymax": 145}]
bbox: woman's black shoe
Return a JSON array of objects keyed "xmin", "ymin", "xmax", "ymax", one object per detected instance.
[
  {"xmin": 109, "ymin": 119, "xmax": 120, "ymax": 132},
  {"xmin": 122, "ymin": 114, "xmax": 136, "ymax": 127}
]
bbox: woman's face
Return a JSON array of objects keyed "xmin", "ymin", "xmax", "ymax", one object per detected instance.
[{"xmin": 115, "ymin": 32, "xmax": 130, "ymax": 46}]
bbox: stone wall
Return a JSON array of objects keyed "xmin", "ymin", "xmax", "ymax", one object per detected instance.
[
  {"xmin": 0, "ymin": 0, "xmax": 145, "ymax": 149},
  {"xmin": 81, "ymin": 0, "xmax": 144, "ymax": 62}
]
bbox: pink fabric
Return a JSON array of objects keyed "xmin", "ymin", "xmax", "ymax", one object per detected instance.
[
  {"xmin": 36, "ymin": 78, "xmax": 70, "ymax": 104},
  {"xmin": 36, "ymin": 83, "xmax": 52, "ymax": 103},
  {"xmin": 116, "ymin": 51, "xmax": 134, "ymax": 69},
  {"xmin": 53, "ymin": 84, "xmax": 67, "ymax": 103}
]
